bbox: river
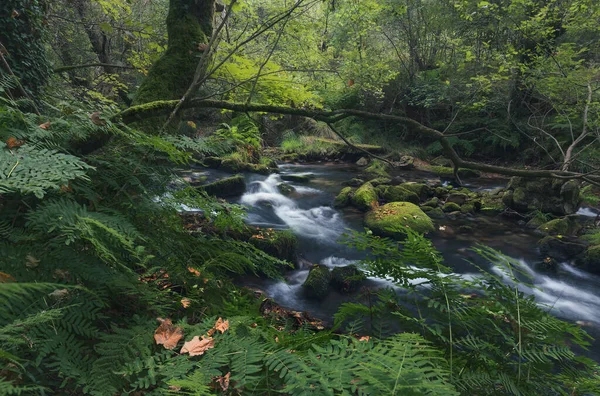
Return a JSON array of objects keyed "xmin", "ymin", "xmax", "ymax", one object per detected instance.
[{"xmin": 224, "ymin": 162, "xmax": 600, "ymax": 360}]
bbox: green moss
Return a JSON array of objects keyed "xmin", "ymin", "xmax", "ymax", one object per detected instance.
[
  {"xmin": 365, "ymin": 202, "xmax": 434, "ymax": 237},
  {"xmin": 249, "ymin": 229, "xmax": 298, "ymax": 264},
  {"xmin": 198, "ymin": 175, "xmax": 245, "ymax": 197},
  {"xmin": 330, "ymin": 265, "xmax": 366, "ymax": 293},
  {"xmin": 334, "ymin": 187, "xmax": 354, "ymax": 208},
  {"xmin": 434, "ymin": 187, "xmax": 449, "ymax": 198},
  {"xmin": 365, "ymin": 160, "xmax": 390, "ymax": 178},
  {"xmin": 442, "ymin": 202, "xmax": 461, "ymax": 213},
  {"xmin": 400, "ymin": 183, "xmax": 431, "ymax": 200},
  {"xmin": 352, "ymin": 182, "xmax": 378, "ymax": 211},
  {"xmin": 379, "ymin": 185, "xmax": 419, "ymax": 204},
  {"xmin": 342, "ymin": 178, "xmax": 365, "ymax": 187},
  {"xmin": 303, "ymin": 265, "xmax": 332, "ymax": 299},
  {"xmin": 369, "ymin": 177, "xmax": 392, "ymax": 187},
  {"xmin": 277, "ymin": 183, "xmax": 296, "ymax": 196},
  {"xmin": 427, "ymin": 208, "xmax": 446, "ymax": 219},
  {"xmin": 584, "ymin": 245, "xmax": 600, "ymax": 268},
  {"xmin": 422, "ymin": 197, "xmax": 440, "ymax": 207},
  {"xmin": 460, "ymin": 203, "xmax": 475, "ymax": 214},
  {"xmin": 537, "ymin": 217, "xmax": 581, "ymax": 236}
]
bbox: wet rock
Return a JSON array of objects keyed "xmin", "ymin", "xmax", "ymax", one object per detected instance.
[
  {"xmin": 434, "ymin": 187, "xmax": 449, "ymax": 199},
  {"xmin": 356, "ymin": 157, "xmax": 369, "ymax": 166},
  {"xmin": 342, "ymin": 178, "xmax": 364, "ymax": 187},
  {"xmin": 400, "ymin": 182, "xmax": 431, "ymax": 200},
  {"xmin": 378, "ymin": 185, "xmax": 420, "ymax": 205},
  {"xmin": 446, "ymin": 193, "xmax": 468, "ymax": 205},
  {"xmin": 281, "ymin": 173, "xmax": 314, "ymax": 183},
  {"xmin": 220, "ymin": 158, "xmax": 273, "ymax": 174},
  {"xmin": 351, "ymin": 182, "xmax": 378, "ymax": 211},
  {"xmin": 249, "ymin": 229, "xmax": 298, "ymax": 264},
  {"xmin": 538, "ymin": 236, "xmax": 586, "ymax": 261},
  {"xmin": 334, "ymin": 187, "xmax": 354, "ymax": 208},
  {"xmin": 330, "ymin": 265, "xmax": 366, "ymax": 293},
  {"xmin": 277, "ymin": 183, "xmax": 296, "ymax": 196},
  {"xmin": 202, "ymin": 156, "xmax": 222, "ymax": 168},
  {"xmin": 458, "ymin": 225, "xmax": 474, "ymax": 233},
  {"xmin": 503, "ymin": 177, "xmax": 581, "ymax": 215},
  {"xmin": 365, "ymin": 202, "xmax": 434, "ymax": 237},
  {"xmin": 365, "ymin": 160, "xmax": 391, "ymax": 178},
  {"xmin": 198, "ymin": 175, "xmax": 246, "ymax": 198},
  {"xmin": 422, "ymin": 197, "xmax": 440, "ymax": 207},
  {"xmin": 537, "ymin": 217, "xmax": 581, "ymax": 236},
  {"xmin": 369, "ymin": 177, "xmax": 392, "ymax": 187},
  {"xmin": 583, "ymin": 246, "xmax": 600, "ymax": 274},
  {"xmin": 303, "ymin": 265, "xmax": 332, "ymax": 300},
  {"xmin": 394, "ymin": 155, "xmax": 414, "ymax": 170},
  {"xmin": 442, "ymin": 202, "xmax": 461, "ymax": 213},
  {"xmin": 427, "ymin": 207, "xmax": 446, "ymax": 219},
  {"xmin": 460, "ymin": 203, "xmax": 476, "ymax": 214}
]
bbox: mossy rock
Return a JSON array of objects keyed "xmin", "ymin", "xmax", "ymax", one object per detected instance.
[
  {"xmin": 342, "ymin": 178, "xmax": 364, "ymax": 187},
  {"xmin": 537, "ymin": 217, "xmax": 581, "ymax": 236},
  {"xmin": 330, "ymin": 265, "xmax": 366, "ymax": 293},
  {"xmin": 434, "ymin": 187, "xmax": 449, "ymax": 198},
  {"xmin": 334, "ymin": 187, "xmax": 354, "ymax": 208},
  {"xmin": 199, "ymin": 175, "xmax": 245, "ymax": 198},
  {"xmin": 369, "ymin": 177, "xmax": 392, "ymax": 187},
  {"xmin": 351, "ymin": 182, "xmax": 378, "ymax": 211},
  {"xmin": 442, "ymin": 202, "xmax": 461, "ymax": 213},
  {"xmin": 538, "ymin": 236, "xmax": 586, "ymax": 261},
  {"xmin": 365, "ymin": 160, "xmax": 390, "ymax": 178},
  {"xmin": 221, "ymin": 158, "xmax": 271, "ymax": 175},
  {"xmin": 583, "ymin": 246, "xmax": 600, "ymax": 274},
  {"xmin": 303, "ymin": 265, "xmax": 332, "ymax": 300},
  {"xmin": 277, "ymin": 183, "xmax": 296, "ymax": 196},
  {"xmin": 249, "ymin": 229, "xmax": 298, "ymax": 264},
  {"xmin": 460, "ymin": 203, "xmax": 476, "ymax": 214},
  {"xmin": 422, "ymin": 197, "xmax": 440, "ymax": 207},
  {"xmin": 427, "ymin": 208, "xmax": 446, "ymax": 219},
  {"xmin": 378, "ymin": 185, "xmax": 419, "ymax": 205},
  {"xmin": 365, "ymin": 202, "xmax": 434, "ymax": 238},
  {"xmin": 203, "ymin": 156, "xmax": 222, "ymax": 168},
  {"xmin": 526, "ymin": 216, "xmax": 547, "ymax": 229},
  {"xmin": 281, "ymin": 174, "xmax": 313, "ymax": 183},
  {"xmin": 420, "ymin": 206, "xmax": 434, "ymax": 212},
  {"xmin": 446, "ymin": 193, "xmax": 468, "ymax": 205},
  {"xmin": 400, "ymin": 182, "xmax": 431, "ymax": 200}
]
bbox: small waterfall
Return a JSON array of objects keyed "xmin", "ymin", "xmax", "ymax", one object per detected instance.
[{"xmin": 240, "ymin": 174, "xmax": 346, "ymax": 242}]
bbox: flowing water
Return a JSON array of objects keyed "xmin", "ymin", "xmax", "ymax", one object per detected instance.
[{"xmin": 223, "ymin": 163, "xmax": 600, "ymax": 359}]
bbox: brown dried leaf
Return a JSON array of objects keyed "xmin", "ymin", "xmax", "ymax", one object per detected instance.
[
  {"xmin": 180, "ymin": 335, "xmax": 215, "ymax": 356},
  {"xmin": 214, "ymin": 317, "xmax": 229, "ymax": 334},
  {"xmin": 11, "ymin": 9, "xmax": 20, "ymax": 18},
  {"xmin": 6, "ymin": 137, "xmax": 25, "ymax": 149},
  {"xmin": 181, "ymin": 298, "xmax": 191, "ymax": 308},
  {"xmin": 187, "ymin": 267, "xmax": 201, "ymax": 277},
  {"xmin": 39, "ymin": 121, "xmax": 51, "ymax": 130},
  {"xmin": 90, "ymin": 112, "xmax": 106, "ymax": 126},
  {"xmin": 358, "ymin": 336, "xmax": 370, "ymax": 342},
  {"xmin": 216, "ymin": 372, "xmax": 230, "ymax": 392},
  {"xmin": 154, "ymin": 318, "xmax": 184, "ymax": 350},
  {"xmin": 0, "ymin": 272, "xmax": 16, "ymax": 283},
  {"xmin": 197, "ymin": 43, "xmax": 209, "ymax": 51}
]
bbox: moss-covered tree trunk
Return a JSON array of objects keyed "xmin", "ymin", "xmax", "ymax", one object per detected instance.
[{"xmin": 133, "ymin": 0, "xmax": 214, "ymax": 105}]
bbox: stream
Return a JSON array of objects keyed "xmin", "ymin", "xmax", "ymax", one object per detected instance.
[{"xmin": 214, "ymin": 163, "xmax": 600, "ymax": 360}]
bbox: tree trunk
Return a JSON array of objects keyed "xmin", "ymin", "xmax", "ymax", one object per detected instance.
[{"xmin": 133, "ymin": 0, "xmax": 215, "ymax": 105}]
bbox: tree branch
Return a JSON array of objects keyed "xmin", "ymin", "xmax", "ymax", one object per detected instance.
[{"xmin": 54, "ymin": 63, "xmax": 135, "ymax": 73}]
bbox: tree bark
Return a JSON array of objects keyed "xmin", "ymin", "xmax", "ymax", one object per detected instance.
[{"xmin": 132, "ymin": 0, "xmax": 215, "ymax": 105}]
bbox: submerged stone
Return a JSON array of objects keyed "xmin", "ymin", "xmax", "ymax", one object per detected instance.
[
  {"xmin": 281, "ymin": 174, "xmax": 313, "ymax": 183},
  {"xmin": 364, "ymin": 202, "xmax": 434, "ymax": 237}
]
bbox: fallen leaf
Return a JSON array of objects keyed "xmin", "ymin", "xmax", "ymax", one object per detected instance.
[
  {"xmin": 48, "ymin": 289, "xmax": 69, "ymax": 299},
  {"xmin": 6, "ymin": 137, "xmax": 25, "ymax": 149},
  {"xmin": 0, "ymin": 272, "xmax": 16, "ymax": 283},
  {"xmin": 348, "ymin": 79, "xmax": 354, "ymax": 86},
  {"xmin": 90, "ymin": 112, "xmax": 106, "ymax": 126},
  {"xmin": 180, "ymin": 335, "xmax": 215, "ymax": 356},
  {"xmin": 214, "ymin": 317, "xmax": 229, "ymax": 334},
  {"xmin": 359, "ymin": 336, "xmax": 370, "ymax": 342},
  {"xmin": 216, "ymin": 372, "xmax": 230, "ymax": 392},
  {"xmin": 187, "ymin": 267, "xmax": 201, "ymax": 276},
  {"xmin": 275, "ymin": 336, "xmax": 279, "ymax": 343},
  {"xmin": 39, "ymin": 121, "xmax": 51, "ymax": 130},
  {"xmin": 60, "ymin": 184, "xmax": 73, "ymax": 193},
  {"xmin": 25, "ymin": 254, "xmax": 40, "ymax": 268},
  {"xmin": 154, "ymin": 318, "xmax": 184, "ymax": 350},
  {"xmin": 11, "ymin": 9, "xmax": 20, "ymax": 18},
  {"xmin": 181, "ymin": 298, "xmax": 191, "ymax": 308},
  {"xmin": 439, "ymin": 225, "xmax": 446, "ymax": 231}
]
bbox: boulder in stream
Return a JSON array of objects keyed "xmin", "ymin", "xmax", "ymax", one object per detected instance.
[
  {"xmin": 277, "ymin": 183, "xmax": 296, "ymax": 196},
  {"xmin": 583, "ymin": 246, "xmax": 600, "ymax": 274},
  {"xmin": 537, "ymin": 217, "xmax": 581, "ymax": 236},
  {"xmin": 352, "ymin": 182, "xmax": 378, "ymax": 211},
  {"xmin": 538, "ymin": 236, "xmax": 586, "ymax": 261},
  {"xmin": 334, "ymin": 187, "xmax": 354, "ymax": 208},
  {"xmin": 303, "ymin": 265, "xmax": 332, "ymax": 300},
  {"xmin": 377, "ymin": 185, "xmax": 420, "ymax": 204},
  {"xmin": 399, "ymin": 182, "xmax": 432, "ymax": 200},
  {"xmin": 503, "ymin": 177, "xmax": 581, "ymax": 215},
  {"xmin": 330, "ymin": 265, "xmax": 366, "ymax": 293},
  {"xmin": 198, "ymin": 175, "xmax": 246, "ymax": 198},
  {"xmin": 365, "ymin": 202, "xmax": 434, "ymax": 237},
  {"xmin": 446, "ymin": 193, "xmax": 468, "ymax": 205}
]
